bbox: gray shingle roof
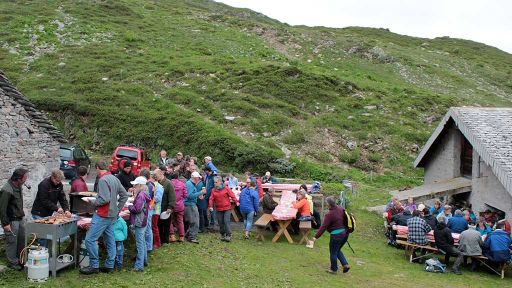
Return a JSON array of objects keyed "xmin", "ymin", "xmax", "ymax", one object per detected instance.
[
  {"xmin": 414, "ymin": 107, "xmax": 512, "ymax": 195},
  {"xmin": 0, "ymin": 70, "xmax": 65, "ymax": 143}
]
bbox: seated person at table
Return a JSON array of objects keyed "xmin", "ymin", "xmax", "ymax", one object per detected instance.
[
  {"xmin": 291, "ymin": 190, "xmax": 312, "ymax": 234},
  {"xmin": 384, "ymin": 196, "xmax": 398, "ymax": 212},
  {"xmin": 393, "ymin": 210, "xmax": 413, "ymax": 227},
  {"xmin": 292, "ymin": 190, "xmax": 312, "ymax": 221},
  {"xmin": 434, "ymin": 216, "xmax": 463, "ymax": 275},
  {"xmin": 404, "ymin": 197, "xmax": 416, "ymax": 213},
  {"xmin": 407, "ymin": 210, "xmax": 431, "ymax": 246},
  {"xmin": 458, "ymin": 225, "xmax": 483, "ymax": 271},
  {"xmin": 429, "ymin": 200, "xmax": 443, "ymax": 217},
  {"xmin": 436, "ymin": 205, "xmax": 452, "ymax": 224},
  {"xmin": 482, "ymin": 209, "xmax": 498, "ymax": 228},
  {"xmin": 482, "ymin": 221, "xmax": 512, "ymax": 264},
  {"xmin": 421, "ymin": 207, "xmax": 437, "ymax": 230},
  {"xmin": 447, "ymin": 209, "xmax": 468, "ymax": 234},
  {"xmin": 301, "ymin": 184, "xmax": 321, "ymax": 228},
  {"xmin": 386, "ymin": 201, "xmax": 404, "ymax": 223},
  {"xmin": 70, "ymin": 166, "xmax": 89, "ymax": 193},
  {"xmin": 261, "ymin": 171, "xmax": 277, "ymax": 184},
  {"xmin": 262, "ymin": 189, "xmax": 279, "ymax": 232},
  {"xmin": 476, "ymin": 216, "xmax": 492, "ymax": 236}
]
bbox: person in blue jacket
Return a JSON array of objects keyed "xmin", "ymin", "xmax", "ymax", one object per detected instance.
[
  {"xmin": 483, "ymin": 221, "xmax": 512, "ymax": 263},
  {"xmin": 447, "ymin": 209, "xmax": 468, "ymax": 233},
  {"xmin": 239, "ymin": 181, "xmax": 260, "ymax": 239},
  {"xmin": 197, "ymin": 167, "xmax": 215, "ymax": 232},
  {"xmin": 113, "ymin": 216, "xmax": 128, "ymax": 271}
]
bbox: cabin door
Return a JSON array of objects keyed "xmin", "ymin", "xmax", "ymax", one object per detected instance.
[{"xmin": 461, "ymin": 137, "xmax": 473, "ymax": 178}]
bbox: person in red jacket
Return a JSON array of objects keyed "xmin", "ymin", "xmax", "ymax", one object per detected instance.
[{"xmin": 209, "ymin": 176, "xmax": 239, "ymax": 242}]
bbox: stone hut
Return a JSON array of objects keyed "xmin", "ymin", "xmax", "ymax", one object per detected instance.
[
  {"xmin": 0, "ymin": 70, "xmax": 65, "ymax": 218},
  {"xmin": 409, "ymin": 107, "xmax": 512, "ymax": 221}
]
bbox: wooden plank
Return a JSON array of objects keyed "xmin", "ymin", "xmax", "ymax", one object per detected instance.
[
  {"xmin": 390, "ymin": 177, "xmax": 472, "ymax": 201},
  {"xmin": 254, "ymin": 213, "xmax": 273, "ymax": 227}
]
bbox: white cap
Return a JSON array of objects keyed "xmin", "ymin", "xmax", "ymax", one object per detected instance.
[
  {"xmin": 265, "ymin": 171, "xmax": 271, "ymax": 176},
  {"xmin": 191, "ymin": 171, "xmax": 201, "ymax": 178},
  {"xmin": 130, "ymin": 176, "xmax": 147, "ymax": 186},
  {"xmin": 418, "ymin": 204, "xmax": 425, "ymax": 211}
]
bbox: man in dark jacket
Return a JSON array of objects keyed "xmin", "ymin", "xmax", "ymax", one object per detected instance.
[
  {"xmin": 117, "ymin": 159, "xmax": 135, "ymax": 192},
  {"xmin": 0, "ymin": 168, "xmax": 29, "ymax": 271},
  {"xmin": 421, "ymin": 208, "xmax": 437, "ymax": 230},
  {"xmin": 31, "ymin": 169, "xmax": 70, "ymax": 218},
  {"xmin": 434, "ymin": 216, "xmax": 463, "ymax": 274},
  {"xmin": 154, "ymin": 168, "xmax": 175, "ymax": 244},
  {"xmin": 483, "ymin": 221, "xmax": 512, "ymax": 263}
]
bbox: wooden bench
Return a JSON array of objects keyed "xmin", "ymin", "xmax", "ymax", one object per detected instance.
[
  {"xmin": 254, "ymin": 214, "xmax": 273, "ymax": 241},
  {"xmin": 299, "ymin": 221, "xmax": 312, "ymax": 244},
  {"xmin": 469, "ymin": 255, "xmax": 509, "ymax": 279},
  {"xmin": 395, "ymin": 239, "xmax": 439, "ymax": 263}
]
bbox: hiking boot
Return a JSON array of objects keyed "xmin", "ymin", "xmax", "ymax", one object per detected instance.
[
  {"xmin": 325, "ymin": 268, "xmax": 337, "ymax": 274},
  {"xmin": 188, "ymin": 238, "xmax": 199, "ymax": 244},
  {"xmin": 224, "ymin": 235, "xmax": 231, "ymax": 242},
  {"xmin": 220, "ymin": 235, "xmax": 226, "ymax": 241},
  {"xmin": 178, "ymin": 236, "xmax": 185, "ymax": 242},
  {"xmin": 131, "ymin": 268, "xmax": 144, "ymax": 273},
  {"xmin": 99, "ymin": 267, "xmax": 114, "ymax": 273},
  {"xmin": 79, "ymin": 266, "xmax": 99, "ymax": 275},
  {"xmin": 451, "ymin": 269, "xmax": 462, "ymax": 275},
  {"xmin": 169, "ymin": 235, "xmax": 177, "ymax": 242},
  {"xmin": 342, "ymin": 265, "xmax": 351, "ymax": 273}
]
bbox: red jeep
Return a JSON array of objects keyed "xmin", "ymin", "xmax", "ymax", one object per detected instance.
[{"xmin": 108, "ymin": 145, "xmax": 151, "ymax": 176}]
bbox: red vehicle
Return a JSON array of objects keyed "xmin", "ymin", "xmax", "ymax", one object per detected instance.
[{"xmin": 108, "ymin": 145, "xmax": 151, "ymax": 176}]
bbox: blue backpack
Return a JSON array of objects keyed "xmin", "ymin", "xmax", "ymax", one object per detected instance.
[{"xmin": 311, "ymin": 181, "xmax": 321, "ymax": 193}]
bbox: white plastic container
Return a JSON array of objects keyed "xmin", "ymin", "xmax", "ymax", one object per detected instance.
[{"xmin": 26, "ymin": 247, "xmax": 49, "ymax": 282}]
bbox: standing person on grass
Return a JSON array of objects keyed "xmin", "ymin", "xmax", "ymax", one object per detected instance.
[
  {"xmin": 312, "ymin": 197, "xmax": 350, "ymax": 275},
  {"xmin": 239, "ymin": 181, "xmax": 259, "ymax": 239},
  {"xmin": 80, "ymin": 161, "xmax": 128, "ymax": 275},
  {"xmin": 128, "ymin": 176, "xmax": 151, "ymax": 272},
  {"xmin": 154, "ymin": 168, "xmax": 175, "ymax": 244},
  {"xmin": 184, "ymin": 172, "xmax": 204, "ymax": 243},
  {"xmin": 209, "ymin": 176, "xmax": 239, "ymax": 242},
  {"xmin": 169, "ymin": 171, "xmax": 187, "ymax": 242}
]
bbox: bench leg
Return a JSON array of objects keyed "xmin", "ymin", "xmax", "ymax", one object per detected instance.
[{"xmin": 299, "ymin": 229, "xmax": 310, "ymax": 244}]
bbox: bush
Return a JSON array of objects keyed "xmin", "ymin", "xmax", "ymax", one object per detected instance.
[
  {"xmin": 283, "ymin": 129, "xmax": 306, "ymax": 145},
  {"xmin": 368, "ymin": 152, "xmax": 382, "ymax": 163},
  {"xmin": 268, "ymin": 158, "xmax": 296, "ymax": 174},
  {"xmin": 339, "ymin": 149, "xmax": 361, "ymax": 164}
]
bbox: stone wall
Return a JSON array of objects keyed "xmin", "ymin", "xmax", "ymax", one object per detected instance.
[
  {"xmin": 424, "ymin": 126, "xmax": 463, "ymax": 184},
  {"xmin": 470, "ymin": 150, "xmax": 512, "ymax": 221},
  {"xmin": 0, "ymin": 89, "xmax": 60, "ymax": 216}
]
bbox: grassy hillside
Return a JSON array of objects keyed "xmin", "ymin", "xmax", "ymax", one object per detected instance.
[{"xmin": 1, "ymin": 0, "xmax": 511, "ymax": 182}]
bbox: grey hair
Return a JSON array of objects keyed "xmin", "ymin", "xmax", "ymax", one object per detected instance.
[
  {"xmin": 213, "ymin": 176, "xmax": 222, "ymax": 183},
  {"xmin": 326, "ymin": 196, "xmax": 336, "ymax": 207},
  {"xmin": 297, "ymin": 190, "xmax": 306, "ymax": 197},
  {"xmin": 438, "ymin": 216, "xmax": 446, "ymax": 223},
  {"xmin": 454, "ymin": 209, "xmax": 463, "ymax": 216},
  {"xmin": 444, "ymin": 205, "xmax": 452, "ymax": 210}
]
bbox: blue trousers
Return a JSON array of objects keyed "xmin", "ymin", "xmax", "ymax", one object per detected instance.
[
  {"xmin": 329, "ymin": 232, "xmax": 349, "ymax": 272},
  {"xmin": 115, "ymin": 241, "xmax": 124, "ymax": 269},
  {"xmin": 145, "ymin": 212, "xmax": 153, "ymax": 251},
  {"xmin": 134, "ymin": 226, "xmax": 147, "ymax": 270},
  {"xmin": 85, "ymin": 213, "xmax": 116, "ymax": 269},
  {"xmin": 241, "ymin": 211, "xmax": 255, "ymax": 232}
]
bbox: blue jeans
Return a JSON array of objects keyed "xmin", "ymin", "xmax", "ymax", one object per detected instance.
[
  {"xmin": 145, "ymin": 212, "xmax": 153, "ymax": 251},
  {"xmin": 31, "ymin": 214, "xmax": 48, "ymax": 247},
  {"xmin": 115, "ymin": 241, "xmax": 124, "ymax": 269},
  {"xmin": 134, "ymin": 226, "xmax": 147, "ymax": 270},
  {"xmin": 241, "ymin": 211, "xmax": 255, "ymax": 232},
  {"xmin": 329, "ymin": 232, "xmax": 349, "ymax": 272},
  {"xmin": 85, "ymin": 213, "xmax": 116, "ymax": 269}
]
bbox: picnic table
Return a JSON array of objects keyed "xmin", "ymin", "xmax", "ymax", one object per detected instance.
[{"xmin": 270, "ymin": 190, "xmax": 298, "ymax": 243}]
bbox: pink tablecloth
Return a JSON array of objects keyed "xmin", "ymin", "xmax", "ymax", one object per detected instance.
[
  {"xmin": 272, "ymin": 190, "xmax": 298, "ymax": 220},
  {"xmin": 393, "ymin": 225, "xmax": 460, "ymax": 243},
  {"xmin": 262, "ymin": 183, "xmax": 311, "ymax": 192}
]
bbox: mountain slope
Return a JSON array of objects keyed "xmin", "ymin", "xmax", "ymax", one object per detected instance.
[{"xmin": 1, "ymin": 0, "xmax": 511, "ymax": 179}]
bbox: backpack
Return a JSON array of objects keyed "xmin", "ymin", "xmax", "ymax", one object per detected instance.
[
  {"xmin": 311, "ymin": 181, "xmax": 321, "ymax": 193},
  {"xmin": 424, "ymin": 258, "xmax": 446, "ymax": 273},
  {"xmin": 344, "ymin": 209, "xmax": 356, "ymax": 233}
]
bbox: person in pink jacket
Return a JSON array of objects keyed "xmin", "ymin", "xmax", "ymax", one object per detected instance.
[{"xmin": 169, "ymin": 172, "xmax": 187, "ymax": 242}]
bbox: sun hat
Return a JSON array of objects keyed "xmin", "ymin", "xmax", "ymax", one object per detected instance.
[{"xmin": 191, "ymin": 171, "xmax": 201, "ymax": 178}]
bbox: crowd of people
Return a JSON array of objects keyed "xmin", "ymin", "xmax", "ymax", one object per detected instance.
[
  {"xmin": 384, "ymin": 196, "xmax": 512, "ymax": 275},
  {"xmin": 1, "ymin": 151, "xmax": 333, "ymax": 275}
]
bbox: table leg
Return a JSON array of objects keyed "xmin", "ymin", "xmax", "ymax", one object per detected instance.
[
  {"xmin": 231, "ymin": 204, "xmax": 239, "ymax": 222},
  {"xmin": 272, "ymin": 220, "xmax": 293, "ymax": 243},
  {"xmin": 52, "ymin": 238, "xmax": 57, "ymax": 278}
]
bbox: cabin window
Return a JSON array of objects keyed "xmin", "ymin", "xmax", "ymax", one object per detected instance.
[{"xmin": 461, "ymin": 137, "xmax": 473, "ymax": 178}]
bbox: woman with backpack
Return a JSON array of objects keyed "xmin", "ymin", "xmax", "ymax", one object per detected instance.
[{"xmin": 312, "ymin": 196, "xmax": 350, "ymax": 275}]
